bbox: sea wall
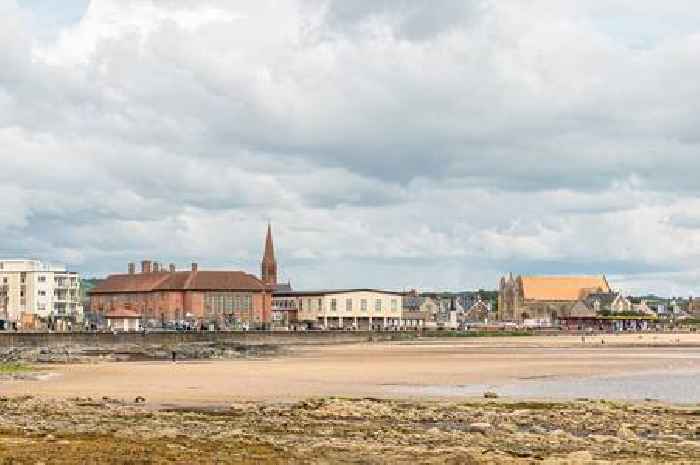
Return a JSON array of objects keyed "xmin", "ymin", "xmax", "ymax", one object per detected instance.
[{"xmin": 0, "ymin": 330, "xmax": 413, "ymax": 349}]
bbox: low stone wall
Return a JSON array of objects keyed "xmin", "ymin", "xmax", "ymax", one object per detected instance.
[{"xmin": 0, "ymin": 330, "xmax": 413, "ymax": 349}]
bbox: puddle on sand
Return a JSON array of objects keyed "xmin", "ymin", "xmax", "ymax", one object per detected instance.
[
  {"xmin": 0, "ymin": 372, "xmax": 61, "ymax": 382},
  {"xmin": 382, "ymin": 371, "xmax": 700, "ymax": 403}
]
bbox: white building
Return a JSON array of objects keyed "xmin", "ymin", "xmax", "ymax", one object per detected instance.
[
  {"xmin": 279, "ymin": 289, "xmax": 404, "ymax": 330},
  {"xmin": 105, "ymin": 308, "xmax": 141, "ymax": 332},
  {"xmin": 0, "ymin": 259, "xmax": 83, "ymax": 328}
]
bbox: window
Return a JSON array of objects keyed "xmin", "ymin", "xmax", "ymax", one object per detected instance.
[
  {"xmin": 391, "ymin": 299, "xmax": 398, "ymax": 312},
  {"xmin": 330, "ymin": 299, "xmax": 337, "ymax": 312},
  {"xmin": 346, "ymin": 298, "xmax": 352, "ymax": 312},
  {"xmin": 204, "ymin": 292, "xmax": 253, "ymax": 316},
  {"xmin": 38, "ymin": 290, "xmax": 46, "ymax": 297},
  {"xmin": 318, "ymin": 298, "xmax": 322, "ymax": 312},
  {"xmin": 38, "ymin": 276, "xmax": 46, "ymax": 282},
  {"xmin": 375, "ymin": 299, "xmax": 382, "ymax": 312},
  {"xmin": 361, "ymin": 299, "xmax": 367, "ymax": 311}
]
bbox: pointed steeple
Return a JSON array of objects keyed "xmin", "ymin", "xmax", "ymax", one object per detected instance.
[
  {"xmin": 261, "ymin": 223, "xmax": 277, "ymax": 286},
  {"xmin": 264, "ymin": 223, "xmax": 275, "ymax": 262}
]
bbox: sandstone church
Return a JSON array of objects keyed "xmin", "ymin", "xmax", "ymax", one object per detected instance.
[{"xmin": 498, "ymin": 274, "xmax": 611, "ymax": 323}]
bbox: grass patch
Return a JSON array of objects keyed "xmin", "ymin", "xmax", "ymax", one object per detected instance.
[
  {"xmin": 422, "ymin": 330, "xmax": 534, "ymax": 337},
  {"xmin": 0, "ymin": 362, "xmax": 33, "ymax": 374}
]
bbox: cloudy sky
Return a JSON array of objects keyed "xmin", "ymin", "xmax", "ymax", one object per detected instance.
[{"xmin": 2, "ymin": 0, "xmax": 700, "ymax": 295}]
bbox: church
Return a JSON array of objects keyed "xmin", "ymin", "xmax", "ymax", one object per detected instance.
[{"xmin": 498, "ymin": 274, "xmax": 611, "ymax": 324}]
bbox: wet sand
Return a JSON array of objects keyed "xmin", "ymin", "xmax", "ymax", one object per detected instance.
[{"xmin": 3, "ymin": 333, "xmax": 700, "ymax": 405}]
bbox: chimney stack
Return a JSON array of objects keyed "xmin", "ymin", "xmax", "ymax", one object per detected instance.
[
  {"xmin": 128, "ymin": 262, "xmax": 135, "ymax": 275},
  {"xmin": 191, "ymin": 262, "xmax": 198, "ymax": 272},
  {"xmin": 141, "ymin": 260, "xmax": 152, "ymax": 274},
  {"xmin": 169, "ymin": 263, "xmax": 176, "ymax": 272},
  {"xmin": 153, "ymin": 262, "xmax": 160, "ymax": 273}
]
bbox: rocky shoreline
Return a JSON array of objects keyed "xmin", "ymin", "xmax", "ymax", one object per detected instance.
[
  {"xmin": 0, "ymin": 396, "xmax": 697, "ymax": 464},
  {"xmin": 0, "ymin": 342, "xmax": 286, "ymax": 363}
]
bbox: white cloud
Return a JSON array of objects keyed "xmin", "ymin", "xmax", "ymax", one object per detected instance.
[{"xmin": 1, "ymin": 0, "xmax": 700, "ymax": 294}]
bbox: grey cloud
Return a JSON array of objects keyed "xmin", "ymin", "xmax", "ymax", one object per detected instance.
[
  {"xmin": 668, "ymin": 213, "xmax": 700, "ymax": 230},
  {"xmin": 314, "ymin": 0, "xmax": 486, "ymax": 41},
  {"xmin": 3, "ymin": 0, "xmax": 700, "ymax": 295}
]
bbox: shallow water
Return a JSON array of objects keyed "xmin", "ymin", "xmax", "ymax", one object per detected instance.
[{"xmin": 384, "ymin": 370, "xmax": 700, "ymax": 403}]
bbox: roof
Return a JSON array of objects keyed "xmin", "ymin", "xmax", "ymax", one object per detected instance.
[
  {"xmin": 584, "ymin": 292, "xmax": 619, "ymax": 309},
  {"xmin": 402, "ymin": 294, "xmax": 424, "ymax": 308},
  {"xmin": 105, "ymin": 308, "xmax": 142, "ymax": 319},
  {"xmin": 521, "ymin": 275, "xmax": 610, "ymax": 301},
  {"xmin": 91, "ymin": 272, "xmax": 172, "ymax": 293},
  {"xmin": 273, "ymin": 282, "xmax": 293, "ymax": 293},
  {"xmin": 273, "ymin": 288, "xmax": 405, "ymax": 297},
  {"xmin": 90, "ymin": 270, "xmax": 266, "ymax": 294}
]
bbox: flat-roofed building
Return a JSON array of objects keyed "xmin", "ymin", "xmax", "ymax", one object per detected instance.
[
  {"xmin": 274, "ymin": 289, "xmax": 404, "ymax": 330},
  {"xmin": 0, "ymin": 259, "xmax": 83, "ymax": 329}
]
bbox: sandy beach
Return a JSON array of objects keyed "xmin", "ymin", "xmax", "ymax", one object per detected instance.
[
  {"xmin": 4, "ymin": 333, "xmax": 700, "ymax": 405},
  {"xmin": 2, "ymin": 334, "xmax": 700, "ymax": 463}
]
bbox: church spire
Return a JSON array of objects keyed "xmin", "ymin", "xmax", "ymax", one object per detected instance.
[{"xmin": 261, "ymin": 223, "xmax": 277, "ymax": 286}]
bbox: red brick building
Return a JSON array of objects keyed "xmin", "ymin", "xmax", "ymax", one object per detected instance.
[
  {"xmin": 90, "ymin": 225, "xmax": 285, "ymax": 329},
  {"xmin": 90, "ymin": 261, "xmax": 272, "ymax": 328}
]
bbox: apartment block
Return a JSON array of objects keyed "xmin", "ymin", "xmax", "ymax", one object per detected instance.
[{"xmin": 0, "ymin": 259, "xmax": 83, "ymax": 327}]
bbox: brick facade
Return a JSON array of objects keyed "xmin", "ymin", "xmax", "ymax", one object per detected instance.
[{"xmin": 89, "ymin": 265, "xmax": 271, "ymax": 328}]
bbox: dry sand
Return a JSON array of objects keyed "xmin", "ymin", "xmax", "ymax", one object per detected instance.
[{"xmin": 3, "ymin": 333, "xmax": 700, "ymax": 405}]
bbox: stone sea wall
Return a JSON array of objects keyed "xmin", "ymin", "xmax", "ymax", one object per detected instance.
[
  {"xmin": 0, "ymin": 330, "xmax": 415, "ymax": 362},
  {"xmin": 0, "ymin": 330, "xmax": 411, "ymax": 348}
]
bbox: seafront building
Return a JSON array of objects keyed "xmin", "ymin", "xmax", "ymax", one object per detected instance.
[
  {"xmin": 0, "ymin": 259, "xmax": 83, "ymax": 329},
  {"xmin": 89, "ymin": 225, "xmax": 282, "ymax": 329},
  {"xmin": 273, "ymin": 289, "xmax": 404, "ymax": 330},
  {"xmin": 4, "ymin": 225, "xmax": 689, "ymax": 332},
  {"xmin": 89, "ymin": 261, "xmax": 272, "ymax": 329},
  {"xmin": 568, "ymin": 292, "xmax": 634, "ymax": 315},
  {"xmin": 498, "ymin": 274, "xmax": 611, "ymax": 324},
  {"xmin": 688, "ymin": 298, "xmax": 700, "ymax": 316}
]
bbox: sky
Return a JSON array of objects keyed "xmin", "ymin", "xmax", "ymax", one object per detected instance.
[{"xmin": 2, "ymin": 0, "xmax": 700, "ymax": 296}]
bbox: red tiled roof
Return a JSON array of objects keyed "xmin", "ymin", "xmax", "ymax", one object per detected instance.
[
  {"xmin": 177, "ymin": 271, "xmax": 265, "ymax": 291},
  {"xmin": 91, "ymin": 272, "xmax": 171, "ymax": 293},
  {"xmin": 91, "ymin": 270, "xmax": 265, "ymax": 294},
  {"xmin": 105, "ymin": 308, "xmax": 142, "ymax": 318}
]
